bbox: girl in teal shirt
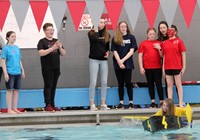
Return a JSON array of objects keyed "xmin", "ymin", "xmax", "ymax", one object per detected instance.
[{"xmin": 1, "ymin": 31, "xmax": 25, "ymax": 114}]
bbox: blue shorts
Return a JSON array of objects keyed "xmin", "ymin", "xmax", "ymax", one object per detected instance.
[{"xmin": 5, "ymin": 74, "xmax": 21, "ymax": 90}]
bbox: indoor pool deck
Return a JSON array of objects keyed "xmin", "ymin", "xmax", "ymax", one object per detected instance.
[{"xmin": 0, "ymin": 107, "xmax": 200, "ymax": 126}]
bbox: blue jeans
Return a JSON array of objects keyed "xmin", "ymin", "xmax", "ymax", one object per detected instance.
[
  {"xmin": 5, "ymin": 74, "xmax": 21, "ymax": 90},
  {"xmin": 89, "ymin": 59, "xmax": 108, "ymax": 101}
]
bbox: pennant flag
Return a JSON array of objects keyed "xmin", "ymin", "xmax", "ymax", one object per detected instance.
[
  {"xmin": 179, "ymin": 0, "xmax": 197, "ymax": 28},
  {"xmin": 104, "ymin": 0, "xmax": 124, "ymax": 30},
  {"xmin": 67, "ymin": 0, "xmax": 86, "ymax": 32},
  {"xmin": 124, "ymin": 0, "xmax": 141, "ymax": 31},
  {"xmin": 49, "ymin": 0, "xmax": 67, "ymax": 30},
  {"xmin": 0, "ymin": 0, "xmax": 10, "ymax": 31},
  {"xmin": 10, "ymin": 0, "xmax": 29, "ymax": 31},
  {"xmin": 198, "ymin": 0, "xmax": 200, "ymax": 8},
  {"xmin": 160, "ymin": 0, "xmax": 178, "ymax": 26},
  {"xmin": 30, "ymin": 0, "xmax": 48, "ymax": 31},
  {"xmin": 86, "ymin": 0, "xmax": 104, "ymax": 30},
  {"xmin": 141, "ymin": 0, "xmax": 160, "ymax": 28}
]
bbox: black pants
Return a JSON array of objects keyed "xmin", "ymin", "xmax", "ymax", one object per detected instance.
[
  {"xmin": 0, "ymin": 67, "xmax": 2, "ymax": 89},
  {"xmin": 42, "ymin": 68, "xmax": 60, "ymax": 106},
  {"xmin": 115, "ymin": 69, "xmax": 133, "ymax": 101},
  {"xmin": 145, "ymin": 68, "xmax": 163, "ymax": 101}
]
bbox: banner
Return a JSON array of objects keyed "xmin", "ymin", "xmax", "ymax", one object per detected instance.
[
  {"xmin": 141, "ymin": 0, "xmax": 160, "ymax": 28},
  {"xmin": 0, "ymin": 0, "xmax": 10, "ymax": 31},
  {"xmin": 160, "ymin": 0, "xmax": 179, "ymax": 26},
  {"xmin": 0, "ymin": 0, "xmax": 199, "ymax": 49},
  {"xmin": 1, "ymin": 6, "xmax": 57, "ymax": 49},
  {"xmin": 86, "ymin": 0, "xmax": 104, "ymax": 30},
  {"xmin": 49, "ymin": 0, "xmax": 67, "ymax": 30},
  {"xmin": 10, "ymin": 0, "xmax": 29, "ymax": 31},
  {"xmin": 102, "ymin": 13, "xmax": 113, "ymax": 30},
  {"xmin": 67, "ymin": 0, "xmax": 86, "ymax": 32},
  {"xmin": 198, "ymin": 0, "xmax": 200, "ymax": 8},
  {"xmin": 30, "ymin": 0, "xmax": 48, "ymax": 31},
  {"xmin": 124, "ymin": 0, "xmax": 141, "ymax": 31},
  {"xmin": 104, "ymin": 0, "xmax": 124, "ymax": 30},
  {"xmin": 179, "ymin": 0, "xmax": 197, "ymax": 28}
]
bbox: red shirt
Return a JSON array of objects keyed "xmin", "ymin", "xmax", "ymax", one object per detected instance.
[
  {"xmin": 138, "ymin": 40, "xmax": 162, "ymax": 69},
  {"xmin": 162, "ymin": 38, "xmax": 186, "ymax": 70}
]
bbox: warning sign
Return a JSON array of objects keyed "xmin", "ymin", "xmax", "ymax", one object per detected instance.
[
  {"xmin": 79, "ymin": 14, "xmax": 93, "ymax": 31},
  {"xmin": 78, "ymin": 13, "xmax": 113, "ymax": 31}
]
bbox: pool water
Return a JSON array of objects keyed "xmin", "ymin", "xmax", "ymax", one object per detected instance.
[{"xmin": 0, "ymin": 123, "xmax": 198, "ymax": 140}]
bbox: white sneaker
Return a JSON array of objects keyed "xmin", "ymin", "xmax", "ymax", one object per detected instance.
[
  {"xmin": 90, "ymin": 104, "xmax": 98, "ymax": 111},
  {"xmin": 101, "ymin": 104, "xmax": 110, "ymax": 111}
]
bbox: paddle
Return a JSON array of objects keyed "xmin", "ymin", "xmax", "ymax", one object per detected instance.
[
  {"xmin": 185, "ymin": 103, "xmax": 193, "ymax": 128},
  {"xmin": 121, "ymin": 116, "xmax": 149, "ymax": 121}
]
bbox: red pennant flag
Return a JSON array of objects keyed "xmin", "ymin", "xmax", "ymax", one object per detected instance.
[
  {"xmin": 104, "ymin": 0, "xmax": 124, "ymax": 30},
  {"xmin": 67, "ymin": 0, "xmax": 86, "ymax": 32},
  {"xmin": 0, "ymin": 0, "xmax": 10, "ymax": 31},
  {"xmin": 141, "ymin": 0, "xmax": 160, "ymax": 28},
  {"xmin": 30, "ymin": 0, "xmax": 48, "ymax": 31},
  {"xmin": 179, "ymin": 0, "xmax": 197, "ymax": 28}
]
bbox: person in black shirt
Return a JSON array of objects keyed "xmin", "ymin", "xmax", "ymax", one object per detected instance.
[
  {"xmin": 88, "ymin": 17, "xmax": 111, "ymax": 111},
  {"xmin": 111, "ymin": 21, "xmax": 138, "ymax": 109},
  {"xmin": 37, "ymin": 23, "xmax": 66, "ymax": 111},
  {"xmin": 157, "ymin": 21, "xmax": 169, "ymax": 42},
  {"xmin": 157, "ymin": 21, "xmax": 169, "ymax": 107}
]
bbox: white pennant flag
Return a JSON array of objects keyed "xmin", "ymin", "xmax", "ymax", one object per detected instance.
[
  {"xmin": 124, "ymin": 0, "xmax": 141, "ymax": 32},
  {"xmin": 86, "ymin": 0, "xmax": 104, "ymax": 30},
  {"xmin": 48, "ymin": 0, "xmax": 67, "ymax": 30},
  {"xmin": 197, "ymin": 0, "xmax": 200, "ymax": 8},
  {"xmin": 10, "ymin": 0, "xmax": 29, "ymax": 31},
  {"xmin": 160, "ymin": 0, "xmax": 179, "ymax": 26}
]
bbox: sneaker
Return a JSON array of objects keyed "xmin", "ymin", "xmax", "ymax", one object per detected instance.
[
  {"xmin": 53, "ymin": 107, "xmax": 62, "ymax": 111},
  {"xmin": 90, "ymin": 104, "xmax": 98, "ymax": 111},
  {"xmin": 135, "ymin": 105, "xmax": 141, "ymax": 108},
  {"xmin": 36, "ymin": 108, "xmax": 44, "ymax": 111},
  {"xmin": 128, "ymin": 103, "xmax": 134, "ymax": 109},
  {"xmin": 116, "ymin": 103, "xmax": 124, "ymax": 109},
  {"xmin": 44, "ymin": 104, "xmax": 55, "ymax": 111},
  {"xmin": 149, "ymin": 102, "xmax": 157, "ymax": 108},
  {"xmin": 100, "ymin": 104, "xmax": 110, "ymax": 110}
]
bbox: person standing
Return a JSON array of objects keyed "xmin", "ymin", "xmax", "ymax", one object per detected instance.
[
  {"xmin": 158, "ymin": 21, "xmax": 180, "ymax": 101},
  {"xmin": 157, "ymin": 21, "xmax": 169, "ymax": 100},
  {"xmin": 162, "ymin": 25, "xmax": 186, "ymax": 108},
  {"xmin": 157, "ymin": 21, "xmax": 169, "ymax": 42},
  {"xmin": 138, "ymin": 28, "xmax": 163, "ymax": 108},
  {"xmin": 37, "ymin": 23, "xmax": 66, "ymax": 111},
  {"xmin": 0, "ymin": 35, "xmax": 4, "ymax": 113},
  {"xmin": 0, "ymin": 35, "xmax": 5, "ymax": 86},
  {"xmin": 88, "ymin": 17, "xmax": 111, "ymax": 111},
  {"xmin": 111, "ymin": 21, "xmax": 138, "ymax": 109},
  {"xmin": 1, "ymin": 31, "xmax": 25, "ymax": 114}
]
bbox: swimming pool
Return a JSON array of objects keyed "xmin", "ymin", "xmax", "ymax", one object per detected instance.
[{"xmin": 0, "ymin": 123, "xmax": 198, "ymax": 140}]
